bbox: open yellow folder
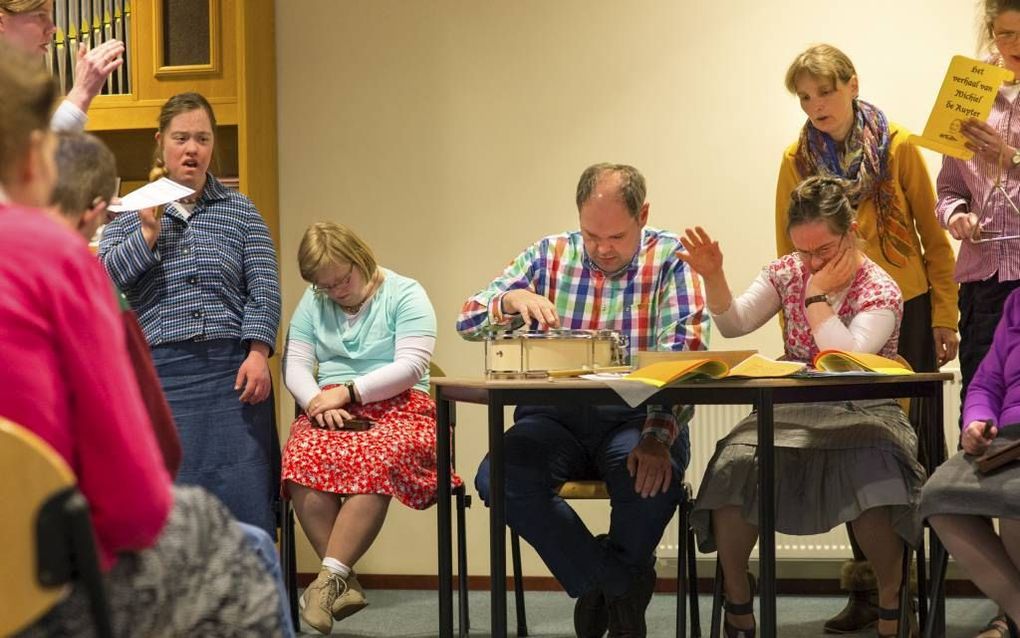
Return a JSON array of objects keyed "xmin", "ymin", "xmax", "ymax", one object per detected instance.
[
  {"xmin": 622, "ymin": 351, "xmax": 912, "ymax": 388},
  {"xmin": 811, "ymin": 350, "xmax": 912, "ymax": 375},
  {"xmin": 624, "ymin": 354, "xmax": 806, "ymax": 388},
  {"xmin": 908, "ymin": 55, "xmax": 1014, "ymax": 160}
]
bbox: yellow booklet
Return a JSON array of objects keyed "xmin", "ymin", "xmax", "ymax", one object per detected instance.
[
  {"xmin": 909, "ymin": 56, "xmax": 1014, "ymax": 160},
  {"xmin": 812, "ymin": 350, "xmax": 912, "ymax": 375},
  {"xmin": 624, "ymin": 354, "xmax": 806, "ymax": 388}
]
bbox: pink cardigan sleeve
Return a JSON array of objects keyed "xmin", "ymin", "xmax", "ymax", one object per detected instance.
[{"xmin": 55, "ymin": 250, "xmax": 173, "ymax": 567}]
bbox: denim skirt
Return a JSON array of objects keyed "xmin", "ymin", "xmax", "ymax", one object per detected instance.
[{"xmin": 151, "ymin": 338, "xmax": 276, "ymax": 535}]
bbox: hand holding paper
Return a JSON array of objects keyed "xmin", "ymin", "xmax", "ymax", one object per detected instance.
[
  {"xmin": 107, "ymin": 178, "xmax": 195, "ymax": 213},
  {"xmin": 909, "ymin": 56, "xmax": 1014, "ymax": 159}
]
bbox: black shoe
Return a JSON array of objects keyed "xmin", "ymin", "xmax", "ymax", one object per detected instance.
[
  {"xmin": 606, "ymin": 567, "xmax": 656, "ymax": 638},
  {"xmin": 574, "ymin": 587, "xmax": 608, "ymax": 638}
]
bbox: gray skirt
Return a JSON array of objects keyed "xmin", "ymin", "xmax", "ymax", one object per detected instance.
[
  {"xmin": 17, "ymin": 486, "xmax": 284, "ymax": 637},
  {"xmin": 692, "ymin": 400, "xmax": 926, "ymax": 552},
  {"xmin": 919, "ymin": 427, "xmax": 1020, "ymax": 521}
]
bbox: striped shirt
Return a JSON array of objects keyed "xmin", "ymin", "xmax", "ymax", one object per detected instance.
[
  {"xmin": 99, "ymin": 174, "xmax": 281, "ymax": 350},
  {"xmin": 936, "ymin": 85, "xmax": 1020, "ymax": 283},
  {"xmin": 457, "ymin": 227, "xmax": 709, "ymax": 443}
]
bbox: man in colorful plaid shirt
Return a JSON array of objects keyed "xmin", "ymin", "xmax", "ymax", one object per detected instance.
[{"xmin": 457, "ymin": 163, "xmax": 709, "ymax": 637}]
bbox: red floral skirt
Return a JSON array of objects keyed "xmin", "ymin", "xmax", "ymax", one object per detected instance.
[{"xmin": 281, "ymin": 388, "xmax": 462, "ymax": 509}]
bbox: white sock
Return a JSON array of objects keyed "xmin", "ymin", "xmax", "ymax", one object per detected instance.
[{"xmin": 322, "ymin": 557, "xmax": 352, "ymax": 579}]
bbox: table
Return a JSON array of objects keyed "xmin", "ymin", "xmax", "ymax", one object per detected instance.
[{"xmin": 433, "ymin": 373, "xmax": 952, "ymax": 638}]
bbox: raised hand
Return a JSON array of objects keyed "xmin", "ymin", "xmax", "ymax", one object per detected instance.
[
  {"xmin": 677, "ymin": 226, "xmax": 724, "ymax": 279},
  {"xmin": 65, "ymin": 40, "xmax": 125, "ymax": 112}
]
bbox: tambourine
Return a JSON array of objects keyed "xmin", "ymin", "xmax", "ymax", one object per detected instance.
[{"xmin": 483, "ymin": 329, "xmax": 627, "ymax": 378}]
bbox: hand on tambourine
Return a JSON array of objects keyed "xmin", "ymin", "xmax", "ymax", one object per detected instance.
[{"xmin": 500, "ymin": 289, "xmax": 560, "ymax": 329}]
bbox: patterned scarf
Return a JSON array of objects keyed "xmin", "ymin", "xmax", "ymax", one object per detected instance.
[{"xmin": 794, "ymin": 99, "xmax": 913, "ymax": 267}]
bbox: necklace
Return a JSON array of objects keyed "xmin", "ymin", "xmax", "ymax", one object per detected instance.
[{"xmin": 339, "ymin": 270, "xmax": 383, "ymax": 314}]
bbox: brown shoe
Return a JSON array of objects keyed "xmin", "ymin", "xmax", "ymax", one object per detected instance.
[
  {"xmin": 824, "ymin": 561, "xmax": 878, "ymax": 634},
  {"xmin": 300, "ymin": 569, "xmax": 343, "ymax": 635},
  {"xmin": 330, "ymin": 571, "xmax": 368, "ymax": 622}
]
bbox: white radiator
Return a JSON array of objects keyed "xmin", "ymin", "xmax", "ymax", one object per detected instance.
[{"xmin": 657, "ymin": 369, "xmax": 964, "ymax": 559}]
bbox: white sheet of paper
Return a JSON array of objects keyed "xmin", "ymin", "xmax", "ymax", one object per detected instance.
[
  {"xmin": 107, "ymin": 178, "xmax": 195, "ymax": 213},
  {"xmin": 580, "ymin": 374, "xmax": 659, "ymax": 408}
]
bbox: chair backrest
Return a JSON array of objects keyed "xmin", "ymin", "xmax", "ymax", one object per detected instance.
[
  {"xmin": 0, "ymin": 418, "xmax": 77, "ymax": 634},
  {"xmin": 429, "ymin": 361, "xmax": 445, "ymax": 399}
]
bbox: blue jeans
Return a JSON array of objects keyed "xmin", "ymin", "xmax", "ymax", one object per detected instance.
[
  {"xmin": 237, "ymin": 522, "xmax": 296, "ymax": 638},
  {"xmin": 475, "ymin": 404, "xmax": 690, "ymax": 599}
]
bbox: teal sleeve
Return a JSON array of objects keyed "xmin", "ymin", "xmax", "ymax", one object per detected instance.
[
  {"xmin": 288, "ymin": 286, "xmax": 318, "ymax": 343},
  {"xmin": 394, "ymin": 279, "xmax": 437, "ymax": 339}
]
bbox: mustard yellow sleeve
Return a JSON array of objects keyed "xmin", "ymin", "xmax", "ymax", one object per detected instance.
[
  {"xmin": 895, "ymin": 137, "xmax": 959, "ymax": 330},
  {"xmin": 775, "ymin": 148, "xmax": 800, "ymax": 258}
]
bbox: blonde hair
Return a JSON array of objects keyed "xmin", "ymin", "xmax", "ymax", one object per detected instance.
[
  {"xmin": 0, "ymin": 0, "xmax": 48, "ymax": 13},
  {"xmin": 150, "ymin": 92, "xmax": 217, "ymax": 182},
  {"xmin": 784, "ymin": 44, "xmax": 857, "ymax": 94},
  {"xmin": 0, "ymin": 42, "xmax": 58, "ymax": 186},
  {"xmin": 298, "ymin": 222, "xmax": 378, "ymax": 285}
]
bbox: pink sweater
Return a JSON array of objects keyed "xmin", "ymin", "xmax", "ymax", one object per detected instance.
[{"xmin": 0, "ymin": 203, "xmax": 172, "ymax": 569}]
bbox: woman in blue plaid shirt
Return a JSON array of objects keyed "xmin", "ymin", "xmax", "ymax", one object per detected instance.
[{"xmin": 99, "ymin": 93, "xmax": 282, "ymax": 538}]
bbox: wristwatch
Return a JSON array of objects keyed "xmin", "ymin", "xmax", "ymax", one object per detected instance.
[
  {"xmin": 641, "ymin": 428, "xmax": 671, "ymax": 447},
  {"xmin": 805, "ymin": 294, "xmax": 829, "ymax": 307},
  {"xmin": 344, "ymin": 380, "xmax": 358, "ymax": 404}
]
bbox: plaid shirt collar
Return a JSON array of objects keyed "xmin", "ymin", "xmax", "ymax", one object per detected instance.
[{"xmin": 580, "ymin": 241, "xmax": 642, "ymax": 279}]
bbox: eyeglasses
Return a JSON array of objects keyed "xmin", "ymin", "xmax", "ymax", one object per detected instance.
[
  {"xmin": 995, "ymin": 30, "xmax": 1020, "ymax": 44},
  {"xmin": 795, "ymin": 235, "xmax": 846, "ymax": 262},
  {"xmin": 313, "ymin": 264, "xmax": 356, "ymax": 293}
]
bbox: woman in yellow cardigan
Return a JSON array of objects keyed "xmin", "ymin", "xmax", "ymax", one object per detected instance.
[{"xmin": 775, "ymin": 43, "xmax": 959, "ymax": 635}]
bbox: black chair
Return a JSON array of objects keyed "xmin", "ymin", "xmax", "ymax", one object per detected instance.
[
  {"xmin": 509, "ymin": 480, "xmax": 702, "ymax": 638},
  {"xmin": 0, "ymin": 417, "xmax": 113, "ymax": 638}
]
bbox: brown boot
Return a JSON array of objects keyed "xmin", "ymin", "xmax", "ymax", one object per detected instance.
[{"xmin": 823, "ymin": 560, "xmax": 878, "ymax": 634}]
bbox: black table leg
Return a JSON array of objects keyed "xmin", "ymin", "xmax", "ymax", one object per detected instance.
[
  {"xmin": 437, "ymin": 395, "xmax": 454, "ymax": 638},
  {"xmin": 924, "ymin": 385, "xmax": 946, "ymax": 638},
  {"xmin": 757, "ymin": 389, "xmax": 776, "ymax": 638},
  {"xmin": 489, "ymin": 399, "xmax": 507, "ymax": 638}
]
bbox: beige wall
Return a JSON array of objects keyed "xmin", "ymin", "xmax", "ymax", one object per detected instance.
[{"xmin": 276, "ymin": 1, "xmax": 976, "ymax": 577}]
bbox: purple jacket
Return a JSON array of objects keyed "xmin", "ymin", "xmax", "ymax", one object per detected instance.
[{"xmin": 965, "ymin": 288, "xmax": 1020, "ymax": 429}]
